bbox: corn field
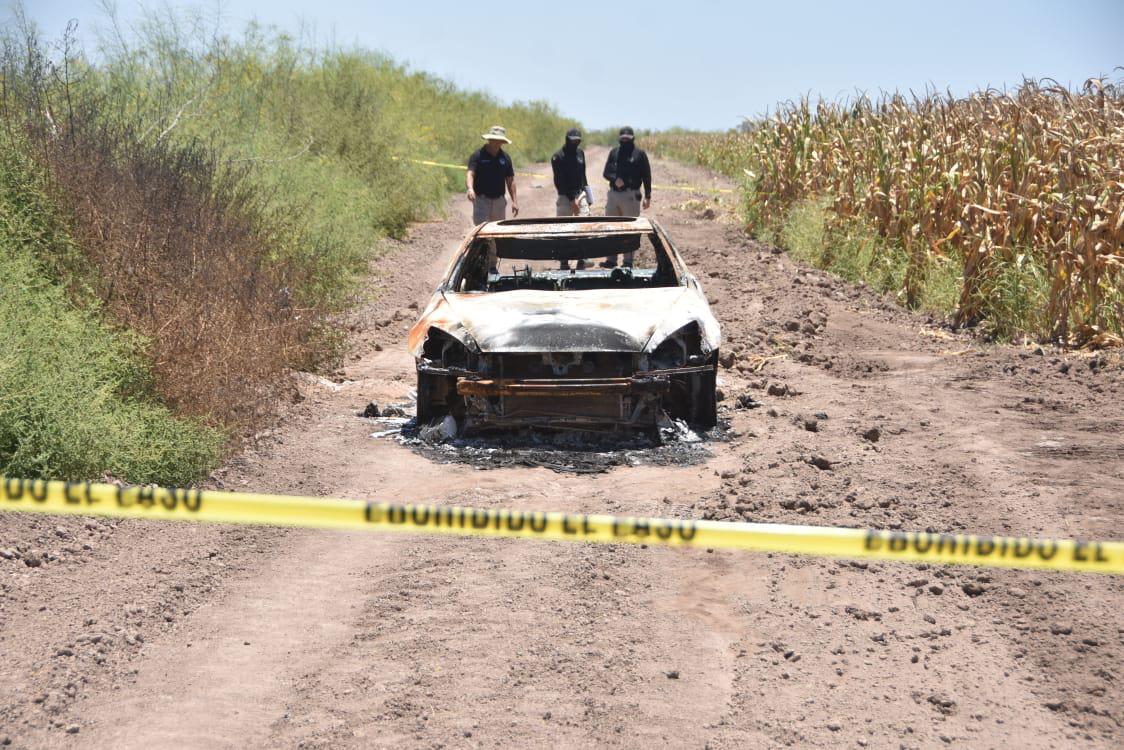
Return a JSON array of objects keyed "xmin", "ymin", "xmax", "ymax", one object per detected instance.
[{"xmin": 652, "ymin": 78, "xmax": 1124, "ymax": 345}]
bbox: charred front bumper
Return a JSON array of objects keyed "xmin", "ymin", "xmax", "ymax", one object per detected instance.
[
  {"xmin": 458, "ymin": 376, "xmax": 667, "ymax": 428},
  {"xmin": 417, "ymin": 359, "xmax": 713, "ymax": 429},
  {"xmin": 456, "ymin": 376, "xmax": 671, "ymax": 398}
]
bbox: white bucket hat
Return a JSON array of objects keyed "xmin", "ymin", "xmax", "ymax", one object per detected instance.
[{"xmin": 481, "ymin": 125, "xmax": 511, "ymax": 144}]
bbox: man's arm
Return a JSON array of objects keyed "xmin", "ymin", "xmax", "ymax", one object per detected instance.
[
  {"xmin": 466, "ymin": 170, "xmax": 477, "ymax": 201},
  {"xmin": 571, "ymin": 150, "xmax": 588, "ymax": 210},
  {"xmin": 640, "ymin": 151, "xmax": 652, "ymax": 209},
  {"xmin": 551, "ymin": 154, "xmax": 566, "ymax": 195},
  {"xmin": 506, "ymin": 175, "xmax": 519, "ymax": 216},
  {"xmin": 466, "ymin": 152, "xmax": 478, "ymax": 201}
]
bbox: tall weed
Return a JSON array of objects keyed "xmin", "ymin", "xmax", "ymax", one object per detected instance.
[{"xmin": 42, "ymin": 121, "xmax": 314, "ymax": 425}]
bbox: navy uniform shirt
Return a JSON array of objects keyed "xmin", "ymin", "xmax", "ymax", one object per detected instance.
[
  {"xmin": 468, "ymin": 147, "xmax": 514, "ymax": 199},
  {"xmin": 551, "ymin": 144, "xmax": 588, "ymax": 200},
  {"xmin": 603, "ymin": 143, "xmax": 652, "ymax": 199}
]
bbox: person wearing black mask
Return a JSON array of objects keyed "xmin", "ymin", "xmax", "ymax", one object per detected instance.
[
  {"xmin": 552, "ymin": 127, "xmax": 590, "ymax": 269},
  {"xmin": 552, "ymin": 128, "xmax": 590, "ymax": 217},
  {"xmin": 602, "ymin": 126, "xmax": 652, "ymax": 266}
]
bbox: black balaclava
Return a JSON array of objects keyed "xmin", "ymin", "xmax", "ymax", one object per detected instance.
[{"xmin": 618, "ymin": 126, "xmax": 635, "ymax": 156}]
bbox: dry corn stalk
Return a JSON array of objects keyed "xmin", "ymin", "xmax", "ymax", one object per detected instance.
[{"xmin": 649, "ymin": 78, "xmax": 1124, "ymax": 346}]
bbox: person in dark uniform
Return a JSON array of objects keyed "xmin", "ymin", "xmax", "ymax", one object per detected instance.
[
  {"xmin": 467, "ymin": 125, "xmax": 519, "ymax": 225},
  {"xmin": 602, "ymin": 126, "xmax": 652, "ymax": 266},
  {"xmin": 552, "ymin": 127, "xmax": 589, "ymax": 217},
  {"xmin": 551, "ymin": 127, "xmax": 590, "ymax": 269}
]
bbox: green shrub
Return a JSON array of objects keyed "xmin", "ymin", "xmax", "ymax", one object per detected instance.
[{"xmin": 0, "ymin": 145, "xmax": 222, "ymax": 483}]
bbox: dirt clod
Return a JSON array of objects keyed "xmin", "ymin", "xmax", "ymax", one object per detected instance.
[
  {"xmin": 807, "ymin": 455, "xmax": 833, "ymax": 471},
  {"xmin": 961, "ymin": 582, "xmax": 987, "ymax": 597},
  {"xmin": 736, "ymin": 394, "xmax": 761, "ymax": 409},
  {"xmin": 928, "ymin": 693, "xmax": 956, "ymax": 715}
]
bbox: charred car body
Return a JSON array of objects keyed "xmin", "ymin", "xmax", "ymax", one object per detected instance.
[{"xmin": 408, "ymin": 217, "xmax": 721, "ymax": 433}]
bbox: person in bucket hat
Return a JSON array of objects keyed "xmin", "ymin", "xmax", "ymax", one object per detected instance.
[{"xmin": 467, "ymin": 125, "xmax": 519, "ymax": 226}]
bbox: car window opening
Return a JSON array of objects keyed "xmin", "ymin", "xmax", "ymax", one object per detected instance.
[{"xmin": 452, "ymin": 232, "xmax": 682, "ymax": 293}]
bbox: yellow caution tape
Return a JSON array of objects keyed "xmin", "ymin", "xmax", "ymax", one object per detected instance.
[
  {"xmin": 2, "ymin": 477, "xmax": 1120, "ymax": 574},
  {"xmin": 393, "ymin": 156, "xmax": 544, "ymax": 179},
  {"xmin": 652, "ymin": 183, "xmax": 734, "ymax": 195},
  {"xmin": 394, "ymin": 156, "xmax": 734, "ymax": 194}
]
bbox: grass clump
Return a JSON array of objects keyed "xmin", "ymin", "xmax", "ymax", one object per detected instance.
[
  {"xmin": 779, "ymin": 197, "xmax": 961, "ymax": 314},
  {"xmin": 0, "ymin": 144, "xmax": 221, "ymax": 483}
]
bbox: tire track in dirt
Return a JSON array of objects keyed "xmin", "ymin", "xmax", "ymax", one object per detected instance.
[
  {"xmin": 683, "ymin": 222, "xmax": 1124, "ymax": 746},
  {"xmin": 2, "ymin": 147, "xmax": 1121, "ymax": 748}
]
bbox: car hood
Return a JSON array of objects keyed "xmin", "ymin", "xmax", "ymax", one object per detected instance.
[{"xmin": 430, "ymin": 286, "xmax": 715, "ymax": 354}]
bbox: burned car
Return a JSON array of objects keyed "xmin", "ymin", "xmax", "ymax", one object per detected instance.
[{"xmin": 408, "ymin": 216, "xmax": 721, "ymax": 433}]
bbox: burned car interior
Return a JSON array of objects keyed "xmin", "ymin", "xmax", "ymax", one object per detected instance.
[
  {"xmin": 410, "ymin": 217, "xmax": 721, "ymax": 435},
  {"xmin": 451, "ymin": 219, "xmax": 682, "ymax": 294}
]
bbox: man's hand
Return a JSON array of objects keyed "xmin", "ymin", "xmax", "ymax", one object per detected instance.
[
  {"xmin": 642, "ymin": 197, "xmax": 651, "ymax": 210},
  {"xmin": 570, "ymin": 198, "xmax": 580, "ymax": 214},
  {"xmin": 466, "ymin": 189, "xmax": 476, "ymax": 202},
  {"xmin": 614, "ymin": 178, "xmax": 624, "ymax": 189},
  {"xmin": 511, "ymin": 201, "xmax": 520, "ymax": 217}
]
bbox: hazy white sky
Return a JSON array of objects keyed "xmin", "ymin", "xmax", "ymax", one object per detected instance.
[{"xmin": 19, "ymin": 0, "xmax": 1124, "ymax": 131}]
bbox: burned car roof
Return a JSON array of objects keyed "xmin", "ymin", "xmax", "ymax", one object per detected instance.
[{"xmin": 474, "ymin": 216, "xmax": 655, "ymax": 237}]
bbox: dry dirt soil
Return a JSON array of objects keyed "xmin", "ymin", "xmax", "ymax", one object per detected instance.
[{"xmin": 1, "ymin": 147, "xmax": 1122, "ymax": 749}]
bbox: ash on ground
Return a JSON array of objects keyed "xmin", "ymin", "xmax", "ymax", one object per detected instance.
[{"xmin": 364, "ymin": 403, "xmax": 725, "ymax": 474}]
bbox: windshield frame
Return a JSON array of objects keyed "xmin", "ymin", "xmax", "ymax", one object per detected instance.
[{"xmin": 441, "ymin": 225, "xmax": 688, "ymax": 294}]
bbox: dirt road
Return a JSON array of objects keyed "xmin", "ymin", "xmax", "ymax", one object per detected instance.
[{"xmin": 2, "ymin": 147, "xmax": 1122, "ymax": 748}]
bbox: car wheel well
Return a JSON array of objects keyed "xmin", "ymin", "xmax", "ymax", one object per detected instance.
[{"xmin": 662, "ymin": 349, "xmax": 717, "ymax": 428}]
